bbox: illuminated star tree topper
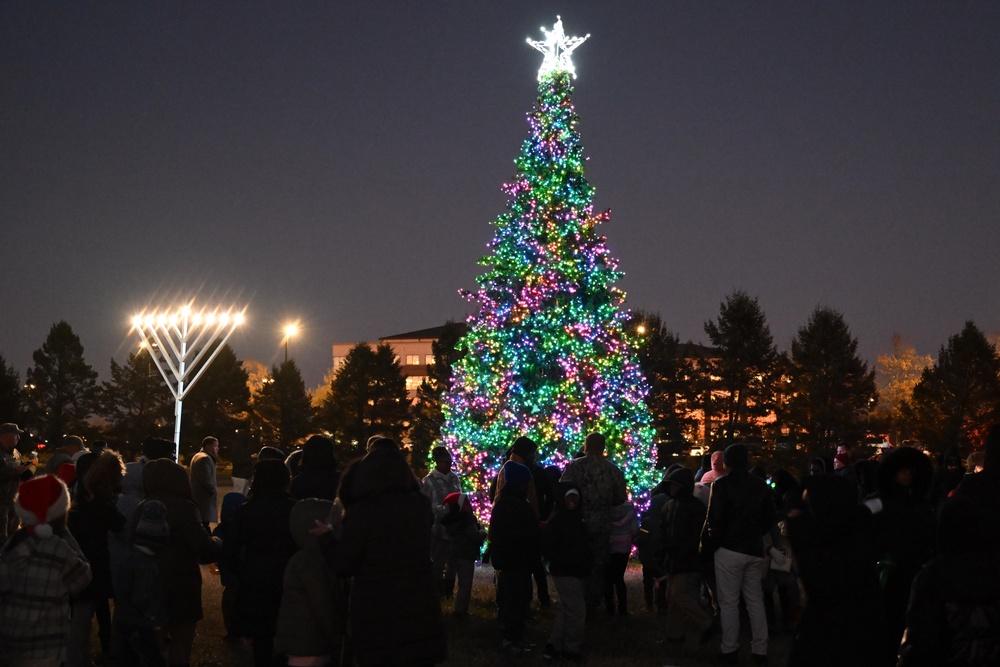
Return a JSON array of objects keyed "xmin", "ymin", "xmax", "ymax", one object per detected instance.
[{"xmin": 526, "ymin": 16, "xmax": 590, "ymax": 81}]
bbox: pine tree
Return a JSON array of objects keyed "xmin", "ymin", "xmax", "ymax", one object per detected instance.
[
  {"xmin": 98, "ymin": 347, "xmax": 174, "ymax": 445},
  {"xmin": 441, "ymin": 21, "xmax": 655, "ymax": 510},
  {"xmin": 180, "ymin": 343, "xmax": 250, "ymax": 460},
  {"xmin": 0, "ymin": 354, "xmax": 25, "ymax": 425},
  {"xmin": 26, "ymin": 321, "xmax": 99, "ymax": 444},
  {"xmin": 409, "ymin": 322, "xmax": 466, "ymax": 473},
  {"xmin": 252, "ymin": 360, "xmax": 315, "ymax": 451},
  {"xmin": 785, "ymin": 307, "xmax": 877, "ymax": 450}
]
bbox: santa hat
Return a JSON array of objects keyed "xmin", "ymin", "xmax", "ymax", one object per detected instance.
[
  {"xmin": 15, "ymin": 475, "xmax": 70, "ymax": 539},
  {"xmin": 443, "ymin": 491, "xmax": 468, "ymax": 511}
]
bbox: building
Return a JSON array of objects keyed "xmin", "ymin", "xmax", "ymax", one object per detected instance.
[{"xmin": 331, "ymin": 324, "xmax": 466, "ymax": 402}]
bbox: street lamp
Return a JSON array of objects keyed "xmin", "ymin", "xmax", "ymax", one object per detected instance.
[
  {"xmin": 283, "ymin": 322, "xmax": 299, "ymax": 363},
  {"xmin": 130, "ymin": 302, "xmax": 247, "ymax": 461}
]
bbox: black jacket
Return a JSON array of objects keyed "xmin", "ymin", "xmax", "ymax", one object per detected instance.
[
  {"xmin": 489, "ymin": 486, "xmax": 540, "ymax": 571},
  {"xmin": 702, "ymin": 467, "xmax": 776, "ymax": 558},
  {"xmin": 660, "ymin": 468, "xmax": 706, "ymax": 573},
  {"xmin": 542, "ymin": 483, "xmax": 591, "ymax": 578}
]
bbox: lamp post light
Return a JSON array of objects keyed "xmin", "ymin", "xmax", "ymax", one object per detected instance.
[
  {"xmin": 130, "ymin": 303, "xmax": 247, "ymax": 461},
  {"xmin": 283, "ymin": 322, "xmax": 299, "ymax": 363}
]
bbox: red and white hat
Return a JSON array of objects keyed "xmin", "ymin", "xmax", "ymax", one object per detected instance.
[{"xmin": 15, "ymin": 475, "xmax": 70, "ymax": 539}]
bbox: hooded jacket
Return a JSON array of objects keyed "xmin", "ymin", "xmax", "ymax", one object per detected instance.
[
  {"xmin": 660, "ymin": 467, "xmax": 707, "ymax": 573},
  {"xmin": 542, "ymin": 483, "xmax": 592, "ymax": 578}
]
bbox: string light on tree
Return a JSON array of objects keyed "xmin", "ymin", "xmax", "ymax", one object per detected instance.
[{"xmin": 441, "ymin": 18, "xmax": 656, "ymax": 517}]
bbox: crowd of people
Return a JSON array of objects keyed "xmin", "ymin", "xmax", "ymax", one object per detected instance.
[{"xmin": 1, "ymin": 419, "xmax": 998, "ymax": 667}]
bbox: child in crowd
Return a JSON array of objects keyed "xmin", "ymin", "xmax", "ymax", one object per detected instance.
[
  {"xmin": 275, "ymin": 498, "xmax": 347, "ymax": 667},
  {"xmin": 606, "ymin": 496, "xmax": 639, "ymax": 615},
  {"xmin": 212, "ymin": 491, "xmax": 247, "ymax": 640},
  {"xmin": 440, "ymin": 492, "xmax": 487, "ymax": 617},
  {"xmin": 542, "ymin": 484, "xmax": 592, "ymax": 664},
  {"xmin": 113, "ymin": 499, "xmax": 170, "ymax": 667},
  {"xmin": 0, "ymin": 475, "xmax": 92, "ymax": 667}
]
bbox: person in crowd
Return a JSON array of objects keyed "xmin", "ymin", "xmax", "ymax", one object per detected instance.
[
  {"xmin": 560, "ymin": 433, "xmax": 627, "ymax": 608},
  {"xmin": 256, "ymin": 446, "xmax": 286, "ymax": 462},
  {"xmin": 285, "ymin": 448, "xmax": 305, "ymax": 479},
  {"xmin": 274, "ymin": 498, "xmax": 346, "ymax": 667},
  {"xmin": 693, "ymin": 453, "xmax": 713, "ymax": 483},
  {"xmin": 189, "ymin": 436, "xmax": 219, "ymax": 532},
  {"xmin": 855, "ymin": 458, "xmax": 879, "ymax": 502},
  {"xmin": 0, "ymin": 475, "xmax": 92, "ymax": 665},
  {"xmin": 930, "ymin": 447, "xmax": 965, "ymax": 511},
  {"xmin": 955, "ymin": 422, "xmax": 1000, "ymax": 549},
  {"xmin": 142, "ymin": 458, "xmax": 222, "ymax": 667},
  {"xmin": 808, "ymin": 457, "xmax": 828, "ymax": 476},
  {"xmin": 605, "ymin": 496, "xmax": 638, "ymax": 615},
  {"xmin": 785, "ymin": 474, "xmax": 884, "ymax": 666},
  {"xmin": 289, "ymin": 435, "xmax": 340, "ymax": 501},
  {"xmin": 635, "ymin": 467, "xmax": 679, "ymax": 613},
  {"xmin": 230, "ymin": 437, "xmax": 255, "ymax": 496},
  {"xmin": 113, "ymin": 498, "xmax": 170, "ymax": 667},
  {"xmin": 701, "ymin": 443, "xmax": 775, "ymax": 665},
  {"xmin": 0, "ymin": 422, "xmax": 32, "ymax": 543},
  {"xmin": 660, "ymin": 466, "xmax": 715, "ymax": 645},
  {"xmin": 212, "ymin": 491, "xmax": 247, "ymax": 641},
  {"xmin": 421, "ymin": 446, "xmax": 462, "ymax": 598},
  {"xmin": 439, "ymin": 492, "xmax": 486, "ymax": 618},
  {"xmin": 699, "ymin": 450, "xmax": 726, "ymax": 487},
  {"xmin": 897, "ymin": 495, "xmax": 1000, "ymax": 666},
  {"xmin": 541, "ymin": 484, "xmax": 592, "ymax": 664},
  {"xmin": 762, "ymin": 469, "xmax": 802, "ymax": 634},
  {"xmin": 872, "ymin": 445, "xmax": 936, "ymax": 665},
  {"xmin": 66, "ymin": 450, "xmax": 127, "ymax": 665},
  {"xmin": 42, "ymin": 435, "xmax": 85, "ymax": 475},
  {"xmin": 314, "ymin": 445, "xmax": 446, "ymax": 666},
  {"xmin": 490, "ymin": 460, "xmax": 540, "ymax": 654},
  {"xmin": 492, "ymin": 436, "xmax": 553, "ymax": 606},
  {"xmin": 965, "ymin": 450, "xmax": 985, "ymax": 474},
  {"xmin": 223, "ymin": 459, "xmax": 298, "ymax": 667}
]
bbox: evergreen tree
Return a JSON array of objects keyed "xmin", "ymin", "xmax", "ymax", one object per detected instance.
[
  {"xmin": 98, "ymin": 347, "xmax": 174, "ymax": 446},
  {"xmin": 703, "ymin": 291, "xmax": 779, "ymax": 443},
  {"xmin": 180, "ymin": 342, "xmax": 250, "ymax": 460},
  {"xmin": 0, "ymin": 354, "xmax": 25, "ymax": 425},
  {"xmin": 631, "ymin": 311, "xmax": 699, "ymax": 444},
  {"xmin": 26, "ymin": 321, "xmax": 99, "ymax": 444},
  {"xmin": 252, "ymin": 359, "xmax": 315, "ymax": 451},
  {"xmin": 441, "ymin": 21, "xmax": 655, "ymax": 509},
  {"xmin": 321, "ymin": 342, "xmax": 409, "ymax": 460},
  {"xmin": 785, "ymin": 307, "xmax": 877, "ymax": 450},
  {"xmin": 904, "ymin": 321, "xmax": 1000, "ymax": 454},
  {"xmin": 409, "ymin": 322, "xmax": 465, "ymax": 472}
]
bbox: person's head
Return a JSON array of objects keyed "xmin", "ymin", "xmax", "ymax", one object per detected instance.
[
  {"xmin": 141, "ymin": 436, "xmax": 176, "ymax": 461},
  {"xmin": 833, "ymin": 451, "xmax": 850, "ymax": 471},
  {"xmin": 201, "ymin": 436, "xmax": 219, "ymax": 457},
  {"xmin": 0, "ymin": 423, "xmax": 24, "ymax": 451},
  {"xmin": 666, "ymin": 466, "xmax": 695, "ymax": 498},
  {"xmin": 809, "ymin": 457, "xmax": 827, "ymax": 476},
  {"xmin": 564, "ymin": 487, "xmax": 580, "ymax": 511},
  {"xmin": 61, "ymin": 435, "xmax": 84, "ymax": 455},
  {"xmin": 584, "ymin": 433, "xmax": 606, "ymax": 456},
  {"xmin": 967, "ymin": 451, "xmax": 985, "ymax": 474},
  {"xmin": 84, "ymin": 450, "xmax": 126, "ymax": 500},
  {"xmin": 301, "ymin": 435, "xmax": 338, "ymax": 471},
  {"xmin": 510, "ymin": 436, "xmax": 537, "ymax": 464},
  {"xmin": 431, "ymin": 446, "xmax": 452, "ymax": 473},
  {"xmin": 133, "ymin": 499, "xmax": 170, "ymax": 548},
  {"xmin": 366, "ymin": 435, "xmax": 398, "ymax": 452},
  {"xmin": 723, "ymin": 443, "xmax": 749, "ymax": 471},
  {"xmin": 256, "ymin": 445, "xmax": 285, "ymax": 461},
  {"xmin": 501, "ymin": 461, "xmax": 531, "ymax": 495},
  {"xmin": 443, "ymin": 491, "xmax": 473, "ymax": 516},
  {"xmin": 250, "ymin": 458, "xmax": 291, "ymax": 496},
  {"xmin": 15, "ymin": 474, "xmax": 71, "ymax": 538}
]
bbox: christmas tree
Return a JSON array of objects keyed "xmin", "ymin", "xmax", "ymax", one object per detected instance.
[{"xmin": 441, "ymin": 18, "xmax": 655, "ymax": 514}]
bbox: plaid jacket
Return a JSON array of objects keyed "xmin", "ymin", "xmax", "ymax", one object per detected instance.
[{"xmin": 0, "ymin": 530, "xmax": 92, "ymax": 660}]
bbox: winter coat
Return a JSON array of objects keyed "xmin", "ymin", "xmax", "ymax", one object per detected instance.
[
  {"xmin": 67, "ymin": 493, "xmax": 126, "ymax": 600},
  {"xmin": 289, "ymin": 437, "xmax": 341, "ymax": 501},
  {"xmin": 489, "ymin": 484, "xmax": 541, "ymax": 571},
  {"xmin": 635, "ymin": 492, "xmax": 669, "ymax": 569},
  {"xmin": 141, "ymin": 459, "xmax": 221, "ymax": 623},
  {"xmin": 0, "ymin": 529, "xmax": 92, "ymax": 661},
  {"xmin": 320, "ymin": 448, "xmax": 446, "ymax": 667},
  {"xmin": 542, "ymin": 483, "xmax": 592, "ymax": 578},
  {"xmin": 609, "ymin": 500, "xmax": 639, "ymax": 555},
  {"xmin": 222, "ymin": 488, "xmax": 298, "ymax": 638},
  {"xmin": 212, "ymin": 491, "xmax": 246, "ymax": 588},
  {"xmin": 702, "ymin": 467, "xmax": 776, "ymax": 558},
  {"xmin": 274, "ymin": 499, "xmax": 346, "ymax": 659},
  {"xmin": 660, "ymin": 468, "xmax": 707, "ymax": 573},
  {"xmin": 189, "ymin": 449, "xmax": 218, "ymax": 524},
  {"xmin": 440, "ymin": 508, "xmax": 486, "ymax": 562},
  {"xmin": 112, "ymin": 545, "xmax": 168, "ymax": 628}
]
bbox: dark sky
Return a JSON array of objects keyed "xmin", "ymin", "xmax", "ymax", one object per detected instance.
[{"xmin": 2, "ymin": 1, "xmax": 999, "ymax": 391}]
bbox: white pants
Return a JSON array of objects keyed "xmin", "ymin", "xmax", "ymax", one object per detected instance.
[{"xmin": 714, "ymin": 547, "xmax": 768, "ymax": 656}]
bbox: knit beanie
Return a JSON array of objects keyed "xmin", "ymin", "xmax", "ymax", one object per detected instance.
[
  {"xmin": 15, "ymin": 475, "xmax": 70, "ymax": 538},
  {"xmin": 501, "ymin": 461, "xmax": 531, "ymax": 488},
  {"xmin": 134, "ymin": 499, "xmax": 170, "ymax": 547},
  {"xmin": 510, "ymin": 436, "xmax": 537, "ymax": 460}
]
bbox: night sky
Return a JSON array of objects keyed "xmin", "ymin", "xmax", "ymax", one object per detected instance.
[{"xmin": 2, "ymin": 2, "xmax": 999, "ymax": 391}]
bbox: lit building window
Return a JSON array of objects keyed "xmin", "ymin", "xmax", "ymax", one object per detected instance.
[
  {"xmin": 425, "ymin": 355, "xmax": 435, "ymax": 366},
  {"xmin": 405, "ymin": 355, "xmax": 420, "ymax": 366}
]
